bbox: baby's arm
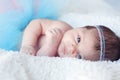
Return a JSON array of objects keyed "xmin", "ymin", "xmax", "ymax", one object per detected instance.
[
  {"xmin": 20, "ymin": 20, "xmax": 42, "ymax": 55},
  {"xmin": 36, "ymin": 20, "xmax": 72, "ymax": 56},
  {"xmin": 20, "ymin": 19, "xmax": 72, "ymax": 56}
]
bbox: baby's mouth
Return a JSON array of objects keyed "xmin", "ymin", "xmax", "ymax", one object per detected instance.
[
  {"xmin": 62, "ymin": 44, "xmax": 66, "ymax": 55},
  {"xmin": 61, "ymin": 43, "xmax": 65, "ymax": 53},
  {"xmin": 58, "ymin": 43, "xmax": 67, "ymax": 56}
]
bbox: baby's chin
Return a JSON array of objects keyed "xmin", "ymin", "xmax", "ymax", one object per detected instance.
[{"xmin": 57, "ymin": 43, "xmax": 64, "ymax": 57}]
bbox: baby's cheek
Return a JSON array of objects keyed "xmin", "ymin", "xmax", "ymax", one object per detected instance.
[
  {"xmin": 84, "ymin": 53, "xmax": 100, "ymax": 61},
  {"xmin": 57, "ymin": 45, "xmax": 64, "ymax": 57}
]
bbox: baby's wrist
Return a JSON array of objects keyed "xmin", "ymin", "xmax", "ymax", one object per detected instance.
[{"xmin": 20, "ymin": 45, "xmax": 36, "ymax": 55}]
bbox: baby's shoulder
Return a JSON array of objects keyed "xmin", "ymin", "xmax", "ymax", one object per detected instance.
[{"xmin": 51, "ymin": 20, "xmax": 73, "ymax": 31}]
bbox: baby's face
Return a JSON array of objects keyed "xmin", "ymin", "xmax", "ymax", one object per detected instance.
[{"xmin": 58, "ymin": 27, "xmax": 100, "ymax": 61}]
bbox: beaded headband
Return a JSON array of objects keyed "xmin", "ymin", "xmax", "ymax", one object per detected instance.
[{"xmin": 96, "ymin": 25, "xmax": 106, "ymax": 61}]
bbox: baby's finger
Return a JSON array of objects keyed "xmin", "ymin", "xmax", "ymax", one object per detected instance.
[{"xmin": 56, "ymin": 28, "xmax": 63, "ymax": 34}]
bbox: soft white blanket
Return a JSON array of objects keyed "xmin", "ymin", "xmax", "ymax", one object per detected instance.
[{"xmin": 0, "ymin": 49, "xmax": 120, "ymax": 80}]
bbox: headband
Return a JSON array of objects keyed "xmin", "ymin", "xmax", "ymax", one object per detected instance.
[{"xmin": 96, "ymin": 25, "xmax": 106, "ymax": 61}]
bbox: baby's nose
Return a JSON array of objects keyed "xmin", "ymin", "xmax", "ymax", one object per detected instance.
[{"xmin": 69, "ymin": 44, "xmax": 78, "ymax": 56}]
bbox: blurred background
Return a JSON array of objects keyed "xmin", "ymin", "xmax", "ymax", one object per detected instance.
[
  {"xmin": 106, "ymin": 0, "xmax": 120, "ymax": 11},
  {"xmin": 0, "ymin": 0, "xmax": 120, "ymax": 51}
]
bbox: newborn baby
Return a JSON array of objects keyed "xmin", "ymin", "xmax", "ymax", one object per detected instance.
[{"xmin": 20, "ymin": 19, "xmax": 120, "ymax": 61}]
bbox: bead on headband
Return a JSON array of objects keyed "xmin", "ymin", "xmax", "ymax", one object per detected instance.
[{"xmin": 96, "ymin": 25, "xmax": 106, "ymax": 61}]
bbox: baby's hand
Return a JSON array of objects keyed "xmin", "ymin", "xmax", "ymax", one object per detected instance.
[
  {"xmin": 45, "ymin": 28, "xmax": 63, "ymax": 45},
  {"xmin": 20, "ymin": 46, "xmax": 36, "ymax": 56},
  {"xmin": 36, "ymin": 28, "xmax": 63, "ymax": 56}
]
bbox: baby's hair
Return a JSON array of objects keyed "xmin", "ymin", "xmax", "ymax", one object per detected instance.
[{"xmin": 85, "ymin": 25, "xmax": 120, "ymax": 61}]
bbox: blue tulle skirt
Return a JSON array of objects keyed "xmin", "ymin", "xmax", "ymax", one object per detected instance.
[{"xmin": 0, "ymin": 0, "xmax": 62, "ymax": 51}]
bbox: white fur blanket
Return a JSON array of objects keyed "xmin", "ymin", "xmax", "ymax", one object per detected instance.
[{"xmin": 0, "ymin": 49, "xmax": 120, "ymax": 80}]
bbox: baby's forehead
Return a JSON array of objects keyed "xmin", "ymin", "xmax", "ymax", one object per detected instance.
[
  {"xmin": 83, "ymin": 27, "xmax": 99, "ymax": 46},
  {"xmin": 77, "ymin": 26, "xmax": 97, "ymax": 32}
]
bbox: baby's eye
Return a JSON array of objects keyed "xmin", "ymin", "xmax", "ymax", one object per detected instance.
[
  {"xmin": 76, "ymin": 54, "xmax": 81, "ymax": 59},
  {"xmin": 77, "ymin": 35, "xmax": 81, "ymax": 43}
]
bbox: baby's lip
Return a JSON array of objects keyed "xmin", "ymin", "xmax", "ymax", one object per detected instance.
[
  {"xmin": 62, "ymin": 44, "xmax": 66, "ymax": 54},
  {"xmin": 61, "ymin": 43, "xmax": 65, "ymax": 53}
]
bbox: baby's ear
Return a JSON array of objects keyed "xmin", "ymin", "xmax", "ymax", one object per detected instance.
[
  {"xmin": 119, "ymin": 37, "xmax": 120, "ymax": 48},
  {"xmin": 119, "ymin": 38, "xmax": 120, "ymax": 58}
]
